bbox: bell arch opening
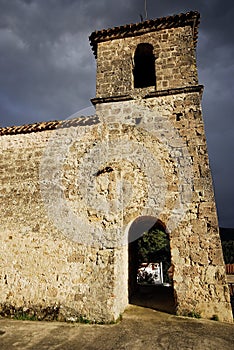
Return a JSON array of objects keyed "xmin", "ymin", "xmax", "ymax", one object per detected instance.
[
  {"xmin": 133, "ymin": 43, "xmax": 156, "ymax": 88},
  {"xmin": 128, "ymin": 216, "xmax": 176, "ymax": 314}
]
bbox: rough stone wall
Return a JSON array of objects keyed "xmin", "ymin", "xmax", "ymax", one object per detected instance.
[
  {"xmin": 0, "ymin": 93, "xmax": 232, "ymax": 322},
  {"xmin": 95, "ymin": 94, "xmax": 232, "ymax": 322},
  {"xmin": 96, "ymin": 26, "xmax": 198, "ymax": 98},
  {"xmin": 0, "ymin": 124, "xmax": 127, "ymax": 322},
  {"xmin": 0, "ymin": 14, "xmax": 232, "ymax": 323}
]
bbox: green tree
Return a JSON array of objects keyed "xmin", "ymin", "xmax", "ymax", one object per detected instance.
[
  {"xmin": 137, "ymin": 228, "xmax": 171, "ymax": 282},
  {"xmin": 221, "ymin": 241, "xmax": 234, "ymax": 264}
]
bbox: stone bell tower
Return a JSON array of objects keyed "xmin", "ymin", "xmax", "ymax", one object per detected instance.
[{"xmin": 89, "ymin": 11, "xmax": 233, "ymax": 322}]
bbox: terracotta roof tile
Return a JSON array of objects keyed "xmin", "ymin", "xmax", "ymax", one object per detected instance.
[
  {"xmin": 0, "ymin": 115, "xmax": 100, "ymax": 136},
  {"xmin": 89, "ymin": 11, "xmax": 200, "ymax": 58}
]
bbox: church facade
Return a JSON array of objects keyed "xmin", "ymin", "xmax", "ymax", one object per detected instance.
[{"xmin": 0, "ymin": 11, "xmax": 232, "ymax": 322}]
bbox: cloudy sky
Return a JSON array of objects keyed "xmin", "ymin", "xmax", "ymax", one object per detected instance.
[{"xmin": 0, "ymin": 0, "xmax": 233, "ymax": 228}]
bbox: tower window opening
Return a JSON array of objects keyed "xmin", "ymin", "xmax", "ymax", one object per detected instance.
[{"xmin": 133, "ymin": 43, "xmax": 156, "ymax": 88}]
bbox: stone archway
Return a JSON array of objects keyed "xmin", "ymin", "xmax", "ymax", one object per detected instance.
[{"xmin": 128, "ymin": 216, "xmax": 176, "ymax": 314}]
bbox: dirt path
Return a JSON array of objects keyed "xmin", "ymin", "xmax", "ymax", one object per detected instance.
[{"xmin": 0, "ymin": 305, "xmax": 233, "ymax": 350}]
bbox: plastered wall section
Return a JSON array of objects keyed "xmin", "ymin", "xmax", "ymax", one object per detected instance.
[{"xmin": 96, "ymin": 25, "xmax": 198, "ymax": 97}]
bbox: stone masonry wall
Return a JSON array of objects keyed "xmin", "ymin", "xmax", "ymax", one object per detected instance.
[
  {"xmin": 95, "ymin": 93, "xmax": 233, "ymax": 322},
  {"xmin": 92, "ymin": 13, "xmax": 233, "ymax": 322},
  {"xmin": 0, "ymin": 12, "xmax": 232, "ymax": 323},
  {"xmin": 0, "ymin": 122, "xmax": 128, "ymax": 322},
  {"xmin": 96, "ymin": 26, "xmax": 198, "ymax": 98},
  {"xmin": 0, "ymin": 90, "xmax": 233, "ymax": 322}
]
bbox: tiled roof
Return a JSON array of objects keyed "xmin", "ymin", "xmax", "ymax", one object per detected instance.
[
  {"xmin": 0, "ymin": 115, "xmax": 100, "ymax": 136},
  {"xmin": 89, "ymin": 11, "xmax": 200, "ymax": 58}
]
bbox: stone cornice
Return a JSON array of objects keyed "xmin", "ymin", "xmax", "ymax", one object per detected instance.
[{"xmin": 91, "ymin": 85, "xmax": 204, "ymax": 105}]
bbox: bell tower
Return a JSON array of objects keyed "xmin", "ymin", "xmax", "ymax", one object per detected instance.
[
  {"xmin": 89, "ymin": 11, "xmax": 233, "ymax": 322},
  {"xmin": 90, "ymin": 11, "xmax": 199, "ymax": 101}
]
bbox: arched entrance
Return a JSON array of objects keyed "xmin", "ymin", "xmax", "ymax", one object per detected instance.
[{"xmin": 128, "ymin": 216, "xmax": 176, "ymax": 314}]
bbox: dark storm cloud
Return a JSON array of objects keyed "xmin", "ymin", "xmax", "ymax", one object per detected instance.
[{"xmin": 0, "ymin": 0, "xmax": 233, "ymax": 227}]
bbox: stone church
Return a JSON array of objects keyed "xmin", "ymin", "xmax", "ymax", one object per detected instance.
[{"xmin": 0, "ymin": 11, "xmax": 232, "ymax": 322}]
